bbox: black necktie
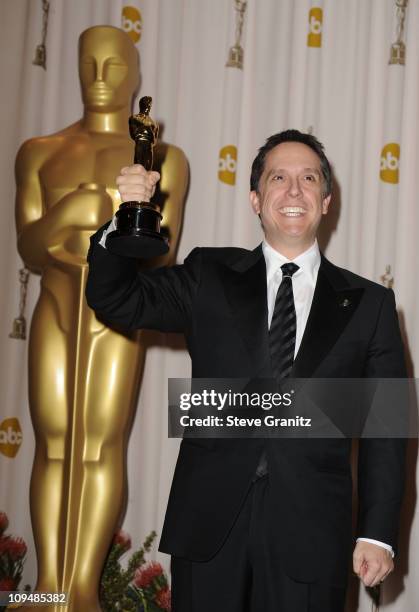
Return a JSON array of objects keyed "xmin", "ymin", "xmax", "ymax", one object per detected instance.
[
  {"xmin": 269, "ymin": 262, "xmax": 300, "ymax": 381},
  {"xmin": 254, "ymin": 262, "xmax": 299, "ymax": 480}
]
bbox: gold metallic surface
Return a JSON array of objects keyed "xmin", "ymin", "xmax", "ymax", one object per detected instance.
[
  {"xmin": 389, "ymin": 0, "xmax": 408, "ymax": 65},
  {"xmin": 14, "ymin": 25, "xmax": 187, "ymax": 612},
  {"xmin": 389, "ymin": 41, "xmax": 406, "ymax": 65},
  {"xmin": 129, "ymin": 95, "xmax": 158, "ymax": 192},
  {"xmin": 32, "ymin": 0, "xmax": 50, "ymax": 69},
  {"xmin": 225, "ymin": 0, "xmax": 247, "ymax": 69},
  {"xmin": 129, "ymin": 96, "xmax": 159, "ymax": 159},
  {"xmin": 9, "ymin": 267, "xmax": 30, "ymax": 339},
  {"xmin": 380, "ymin": 265, "xmax": 394, "ymax": 289}
]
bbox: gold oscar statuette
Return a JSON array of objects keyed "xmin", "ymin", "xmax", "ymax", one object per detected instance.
[
  {"xmin": 106, "ymin": 96, "xmax": 169, "ymax": 258},
  {"xmin": 14, "ymin": 24, "xmax": 187, "ymax": 612}
]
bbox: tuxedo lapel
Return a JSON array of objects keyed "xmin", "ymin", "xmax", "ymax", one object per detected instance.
[
  {"xmin": 222, "ymin": 245, "xmax": 273, "ymax": 378},
  {"xmin": 222, "ymin": 249, "xmax": 364, "ymax": 380},
  {"xmin": 292, "ymin": 256, "xmax": 364, "ymax": 379}
]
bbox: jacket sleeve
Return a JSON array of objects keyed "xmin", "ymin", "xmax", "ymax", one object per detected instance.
[
  {"xmin": 357, "ymin": 289, "xmax": 407, "ymax": 553},
  {"xmin": 85, "ymin": 223, "xmax": 202, "ymax": 333}
]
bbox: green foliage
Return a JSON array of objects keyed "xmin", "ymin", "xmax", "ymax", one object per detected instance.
[{"xmin": 100, "ymin": 530, "xmax": 170, "ymax": 612}]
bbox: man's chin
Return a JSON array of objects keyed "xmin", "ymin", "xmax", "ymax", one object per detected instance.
[
  {"xmin": 272, "ymin": 223, "xmax": 309, "ymax": 240},
  {"xmin": 265, "ymin": 227, "xmax": 315, "ymax": 252}
]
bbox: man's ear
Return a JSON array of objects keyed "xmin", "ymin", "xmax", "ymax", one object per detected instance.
[
  {"xmin": 322, "ymin": 194, "xmax": 331, "ymax": 215},
  {"xmin": 250, "ymin": 190, "xmax": 260, "ymax": 215}
]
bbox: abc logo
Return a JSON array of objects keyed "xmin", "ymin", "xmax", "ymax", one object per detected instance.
[
  {"xmin": 0, "ymin": 418, "xmax": 22, "ymax": 458},
  {"xmin": 121, "ymin": 6, "xmax": 142, "ymax": 43},
  {"xmin": 307, "ymin": 8, "xmax": 323, "ymax": 48},
  {"xmin": 380, "ymin": 143, "xmax": 400, "ymax": 184},
  {"xmin": 218, "ymin": 145, "xmax": 237, "ymax": 186}
]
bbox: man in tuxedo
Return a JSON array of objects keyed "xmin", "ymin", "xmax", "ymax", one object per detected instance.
[{"xmin": 86, "ymin": 130, "xmax": 406, "ymax": 611}]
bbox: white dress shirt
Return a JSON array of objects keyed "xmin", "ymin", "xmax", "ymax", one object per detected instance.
[
  {"xmin": 100, "ymin": 217, "xmax": 116, "ymax": 247},
  {"xmin": 262, "ymin": 239, "xmax": 394, "ymax": 557},
  {"xmin": 263, "ymin": 239, "xmax": 319, "ymax": 355}
]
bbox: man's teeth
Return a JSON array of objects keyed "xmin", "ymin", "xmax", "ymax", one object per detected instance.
[{"xmin": 280, "ymin": 207, "xmax": 306, "ymax": 216}]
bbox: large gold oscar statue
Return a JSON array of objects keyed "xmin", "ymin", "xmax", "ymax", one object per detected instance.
[{"xmin": 14, "ymin": 25, "xmax": 187, "ymax": 611}]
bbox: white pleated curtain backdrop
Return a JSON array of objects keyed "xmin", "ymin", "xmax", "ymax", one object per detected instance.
[{"xmin": 0, "ymin": 1, "xmax": 418, "ymax": 611}]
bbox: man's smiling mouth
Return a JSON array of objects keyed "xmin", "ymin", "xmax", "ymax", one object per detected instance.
[{"xmin": 279, "ymin": 206, "xmax": 306, "ymax": 217}]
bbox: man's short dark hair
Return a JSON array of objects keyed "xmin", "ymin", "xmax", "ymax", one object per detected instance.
[{"xmin": 250, "ymin": 129, "xmax": 332, "ymax": 197}]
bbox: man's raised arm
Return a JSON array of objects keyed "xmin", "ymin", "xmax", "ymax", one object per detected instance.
[{"xmin": 85, "ymin": 165, "xmax": 201, "ymax": 333}]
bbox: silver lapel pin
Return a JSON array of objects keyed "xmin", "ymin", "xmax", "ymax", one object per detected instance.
[{"xmin": 340, "ymin": 298, "xmax": 351, "ymax": 307}]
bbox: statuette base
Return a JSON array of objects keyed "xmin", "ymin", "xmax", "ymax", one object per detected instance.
[{"xmin": 107, "ymin": 202, "xmax": 169, "ymax": 259}]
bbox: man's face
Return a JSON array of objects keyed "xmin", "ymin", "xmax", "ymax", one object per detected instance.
[{"xmin": 250, "ymin": 141, "xmax": 331, "ymax": 255}]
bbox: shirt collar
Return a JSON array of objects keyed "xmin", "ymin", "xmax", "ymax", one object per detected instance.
[{"xmin": 262, "ymin": 239, "xmax": 321, "ymax": 285}]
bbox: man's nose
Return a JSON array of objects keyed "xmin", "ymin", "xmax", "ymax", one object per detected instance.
[{"xmin": 287, "ymin": 178, "xmax": 302, "ymax": 198}]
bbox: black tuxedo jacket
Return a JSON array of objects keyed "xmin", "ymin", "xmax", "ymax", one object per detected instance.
[{"xmin": 86, "ymin": 229, "xmax": 406, "ymax": 586}]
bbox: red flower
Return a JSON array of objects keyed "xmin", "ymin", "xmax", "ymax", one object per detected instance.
[
  {"xmin": 0, "ymin": 577, "xmax": 17, "ymax": 591},
  {"xmin": 113, "ymin": 530, "xmax": 131, "ymax": 551},
  {"xmin": 133, "ymin": 562, "xmax": 164, "ymax": 588},
  {"xmin": 155, "ymin": 586, "xmax": 171, "ymax": 611},
  {"xmin": 6, "ymin": 537, "xmax": 27, "ymax": 561},
  {"xmin": 0, "ymin": 512, "xmax": 9, "ymax": 535},
  {"xmin": 0, "ymin": 535, "xmax": 10, "ymax": 555}
]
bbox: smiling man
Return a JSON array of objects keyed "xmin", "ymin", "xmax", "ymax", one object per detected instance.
[
  {"xmin": 86, "ymin": 130, "xmax": 407, "ymax": 611},
  {"xmin": 249, "ymin": 136, "xmax": 331, "ymax": 257}
]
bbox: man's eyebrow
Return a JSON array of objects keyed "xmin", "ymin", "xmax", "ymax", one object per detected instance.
[
  {"xmin": 265, "ymin": 167, "xmax": 322, "ymax": 177},
  {"xmin": 302, "ymin": 167, "xmax": 321, "ymax": 176}
]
